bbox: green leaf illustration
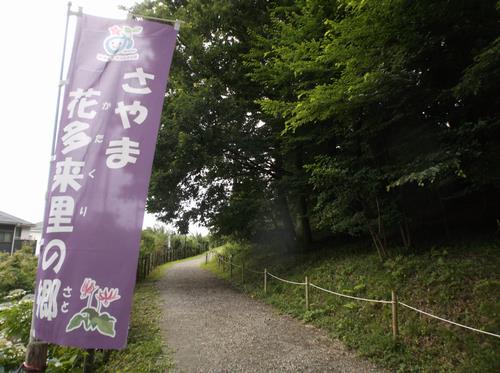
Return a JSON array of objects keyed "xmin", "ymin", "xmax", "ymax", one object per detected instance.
[
  {"xmin": 66, "ymin": 314, "xmax": 85, "ymax": 332},
  {"xmin": 81, "ymin": 307, "xmax": 99, "ymax": 329},
  {"xmin": 81, "ymin": 307, "xmax": 99, "ymax": 319},
  {"xmin": 93, "ymin": 313, "xmax": 116, "ymax": 337}
]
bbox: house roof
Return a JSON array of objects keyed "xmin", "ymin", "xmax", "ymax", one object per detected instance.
[
  {"xmin": 0, "ymin": 210, "xmax": 34, "ymax": 227},
  {"xmin": 32, "ymin": 221, "xmax": 43, "ymax": 232}
]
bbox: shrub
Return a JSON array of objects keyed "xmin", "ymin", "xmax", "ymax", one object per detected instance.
[{"xmin": 0, "ymin": 246, "xmax": 37, "ymax": 298}]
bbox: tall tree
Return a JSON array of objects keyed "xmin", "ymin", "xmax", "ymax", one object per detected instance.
[
  {"xmin": 250, "ymin": 0, "xmax": 500, "ymax": 252},
  {"xmin": 133, "ymin": 0, "xmax": 300, "ymax": 246},
  {"xmin": 134, "ymin": 0, "xmax": 499, "ymax": 252}
]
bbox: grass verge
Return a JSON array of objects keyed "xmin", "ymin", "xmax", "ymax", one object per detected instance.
[
  {"xmin": 98, "ymin": 265, "xmax": 176, "ymax": 372},
  {"xmin": 203, "ymin": 240, "xmax": 500, "ymax": 373}
]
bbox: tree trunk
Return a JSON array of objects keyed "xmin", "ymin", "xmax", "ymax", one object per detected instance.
[
  {"xmin": 277, "ymin": 190, "xmax": 296, "ymax": 251},
  {"xmin": 297, "ymin": 194, "xmax": 313, "ymax": 246}
]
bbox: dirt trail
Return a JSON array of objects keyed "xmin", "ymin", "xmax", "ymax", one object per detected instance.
[{"xmin": 157, "ymin": 256, "xmax": 383, "ymax": 372}]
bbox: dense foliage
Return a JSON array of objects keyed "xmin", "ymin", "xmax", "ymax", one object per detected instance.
[
  {"xmin": 133, "ymin": 0, "xmax": 500, "ymax": 253},
  {"xmin": 140, "ymin": 226, "xmax": 169, "ymax": 254},
  {"xmin": 0, "ymin": 246, "xmax": 37, "ymax": 296}
]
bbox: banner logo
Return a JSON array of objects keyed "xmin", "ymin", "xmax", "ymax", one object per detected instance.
[{"xmin": 97, "ymin": 25, "xmax": 143, "ymax": 62}]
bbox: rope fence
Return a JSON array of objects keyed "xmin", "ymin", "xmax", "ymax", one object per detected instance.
[
  {"xmin": 211, "ymin": 251, "xmax": 500, "ymax": 340},
  {"xmin": 399, "ymin": 302, "xmax": 500, "ymax": 338},
  {"xmin": 309, "ymin": 282, "xmax": 392, "ymax": 304},
  {"xmin": 267, "ymin": 272, "xmax": 306, "ymax": 286}
]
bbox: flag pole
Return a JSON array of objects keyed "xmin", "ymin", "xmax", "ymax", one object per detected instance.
[{"xmin": 23, "ymin": 2, "xmax": 75, "ymax": 372}]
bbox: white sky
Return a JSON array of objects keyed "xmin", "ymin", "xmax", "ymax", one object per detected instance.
[{"xmin": 0, "ymin": 0, "xmax": 207, "ymax": 235}]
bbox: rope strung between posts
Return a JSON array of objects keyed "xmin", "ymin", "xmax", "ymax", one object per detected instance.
[
  {"xmin": 210, "ymin": 251, "xmax": 499, "ymax": 338},
  {"xmin": 216, "ymin": 253, "xmax": 240, "ymax": 268},
  {"xmin": 399, "ymin": 302, "xmax": 500, "ymax": 338},
  {"xmin": 267, "ymin": 272, "xmax": 306, "ymax": 286},
  {"xmin": 309, "ymin": 283, "xmax": 392, "ymax": 304},
  {"xmin": 215, "ymin": 253, "xmax": 263, "ymax": 274}
]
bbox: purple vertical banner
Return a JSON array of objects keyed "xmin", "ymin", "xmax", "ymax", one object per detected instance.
[{"xmin": 34, "ymin": 14, "xmax": 177, "ymax": 349}]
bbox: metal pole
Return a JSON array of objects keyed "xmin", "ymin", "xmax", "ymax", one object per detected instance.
[
  {"xmin": 23, "ymin": 4, "xmax": 75, "ymax": 371},
  {"xmin": 83, "ymin": 349, "xmax": 95, "ymax": 373},
  {"xmin": 10, "ymin": 225, "xmax": 17, "ymax": 255}
]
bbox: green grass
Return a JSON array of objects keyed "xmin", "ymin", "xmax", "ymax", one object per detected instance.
[{"xmin": 204, "ymin": 240, "xmax": 500, "ymax": 373}]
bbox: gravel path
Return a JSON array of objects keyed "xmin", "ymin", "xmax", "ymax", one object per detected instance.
[{"xmin": 157, "ymin": 256, "xmax": 384, "ymax": 373}]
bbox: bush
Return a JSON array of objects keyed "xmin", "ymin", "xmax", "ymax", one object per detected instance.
[
  {"xmin": 0, "ymin": 246, "xmax": 37, "ymax": 298},
  {"xmin": 0, "ymin": 290, "xmax": 32, "ymax": 370},
  {"xmin": 140, "ymin": 227, "xmax": 168, "ymax": 254}
]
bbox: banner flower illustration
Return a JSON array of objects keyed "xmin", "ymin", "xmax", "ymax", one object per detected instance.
[
  {"xmin": 66, "ymin": 278, "xmax": 120, "ymax": 338},
  {"xmin": 80, "ymin": 278, "xmax": 97, "ymax": 300},
  {"xmin": 96, "ymin": 287, "xmax": 121, "ymax": 308}
]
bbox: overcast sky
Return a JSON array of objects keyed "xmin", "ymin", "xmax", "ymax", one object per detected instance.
[{"xmin": 0, "ymin": 0, "xmax": 207, "ymax": 234}]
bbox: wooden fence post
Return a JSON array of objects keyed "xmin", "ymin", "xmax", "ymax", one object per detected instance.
[
  {"xmin": 305, "ymin": 276, "xmax": 309, "ymax": 311},
  {"xmin": 205, "ymin": 252, "xmax": 208, "ymax": 265},
  {"xmin": 140, "ymin": 257, "xmax": 144, "ymax": 280},
  {"xmin": 391, "ymin": 290, "xmax": 399, "ymax": 341},
  {"xmin": 229, "ymin": 255, "xmax": 233, "ymax": 279},
  {"xmin": 241, "ymin": 262, "xmax": 244, "ymax": 284},
  {"xmin": 264, "ymin": 268, "xmax": 267, "ymax": 294}
]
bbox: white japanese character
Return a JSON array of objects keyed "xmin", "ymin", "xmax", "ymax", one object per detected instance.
[
  {"xmin": 105, "ymin": 137, "xmax": 140, "ymax": 169},
  {"xmin": 80, "ymin": 206, "xmax": 88, "ymax": 217},
  {"xmin": 47, "ymin": 196, "xmax": 74, "ymax": 233},
  {"xmin": 115, "ymin": 101, "xmax": 148, "ymax": 129},
  {"xmin": 61, "ymin": 301, "xmax": 69, "ymax": 313},
  {"xmin": 63, "ymin": 286, "xmax": 72, "ymax": 298},
  {"xmin": 122, "ymin": 67, "xmax": 155, "ymax": 94},
  {"xmin": 36, "ymin": 279, "xmax": 61, "ymax": 321},
  {"xmin": 61, "ymin": 121, "xmax": 91, "ymax": 154},
  {"xmin": 67, "ymin": 88, "xmax": 101, "ymax": 119},
  {"xmin": 41, "ymin": 239, "xmax": 66, "ymax": 273},
  {"xmin": 52, "ymin": 158, "xmax": 85, "ymax": 193}
]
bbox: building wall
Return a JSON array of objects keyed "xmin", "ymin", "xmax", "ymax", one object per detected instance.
[
  {"xmin": 0, "ymin": 224, "xmax": 35, "ymax": 254},
  {"xmin": 0, "ymin": 223, "xmax": 15, "ymax": 253},
  {"xmin": 21, "ymin": 227, "xmax": 40, "ymax": 241}
]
